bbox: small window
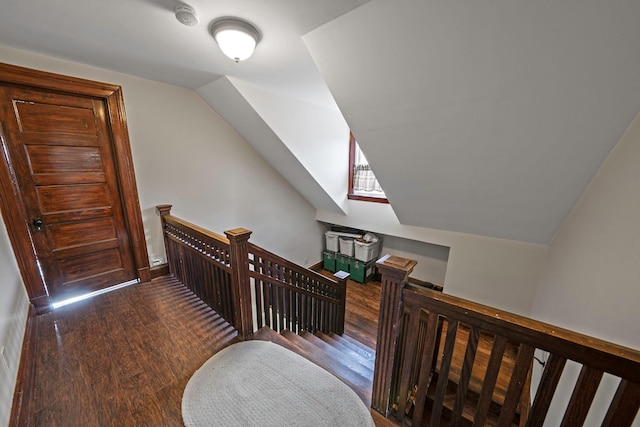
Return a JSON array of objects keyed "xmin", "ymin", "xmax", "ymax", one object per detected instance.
[{"xmin": 348, "ymin": 133, "xmax": 388, "ymax": 203}]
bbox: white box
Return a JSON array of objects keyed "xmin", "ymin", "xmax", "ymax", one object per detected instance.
[
  {"xmin": 325, "ymin": 231, "xmax": 339, "ymax": 252},
  {"xmin": 339, "ymin": 237, "xmax": 355, "ymax": 256},
  {"xmin": 354, "ymin": 240, "xmax": 380, "ymax": 262},
  {"xmin": 326, "ymin": 231, "xmax": 362, "ymax": 253}
]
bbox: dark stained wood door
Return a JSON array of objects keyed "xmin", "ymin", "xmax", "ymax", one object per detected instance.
[{"xmin": 0, "ymin": 84, "xmax": 138, "ymax": 303}]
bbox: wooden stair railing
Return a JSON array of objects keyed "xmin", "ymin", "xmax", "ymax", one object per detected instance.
[
  {"xmin": 156, "ymin": 205, "xmax": 347, "ymax": 340},
  {"xmin": 247, "ymin": 242, "xmax": 347, "ymax": 335},
  {"xmin": 373, "ymin": 255, "xmax": 640, "ymax": 427}
]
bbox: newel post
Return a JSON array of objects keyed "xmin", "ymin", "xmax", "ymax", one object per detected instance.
[
  {"xmin": 225, "ymin": 228, "xmax": 253, "ymax": 341},
  {"xmin": 156, "ymin": 204, "xmax": 173, "ymax": 271},
  {"xmin": 371, "ymin": 255, "xmax": 418, "ymax": 416}
]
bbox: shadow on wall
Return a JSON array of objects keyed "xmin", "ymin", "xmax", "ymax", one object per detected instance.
[{"xmin": 379, "ymin": 234, "xmax": 449, "ymax": 286}]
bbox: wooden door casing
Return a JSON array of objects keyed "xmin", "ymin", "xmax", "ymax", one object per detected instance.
[{"xmin": 0, "ymin": 63, "xmax": 150, "ymax": 312}]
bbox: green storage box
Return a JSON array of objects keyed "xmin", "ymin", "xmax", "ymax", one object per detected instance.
[
  {"xmin": 336, "ymin": 254, "xmax": 350, "ymax": 273},
  {"xmin": 350, "ymin": 258, "xmax": 376, "ymax": 283},
  {"xmin": 323, "ymin": 250, "xmax": 337, "ymax": 272}
]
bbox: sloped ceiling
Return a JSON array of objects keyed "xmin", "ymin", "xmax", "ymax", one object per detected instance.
[
  {"xmin": 1, "ymin": 0, "xmax": 639, "ymax": 244},
  {"xmin": 305, "ymin": 0, "xmax": 640, "ymax": 244}
]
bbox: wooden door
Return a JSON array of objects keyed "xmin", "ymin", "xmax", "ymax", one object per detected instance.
[
  {"xmin": 0, "ymin": 85, "xmax": 137, "ymax": 303},
  {"xmin": 0, "ymin": 63, "xmax": 150, "ymax": 311}
]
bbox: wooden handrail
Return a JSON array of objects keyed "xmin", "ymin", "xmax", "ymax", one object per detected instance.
[
  {"xmin": 248, "ymin": 242, "xmax": 347, "ymax": 335},
  {"xmin": 403, "ymin": 284, "xmax": 640, "ymax": 381},
  {"xmin": 372, "ymin": 255, "xmax": 640, "ymax": 427},
  {"xmin": 157, "ymin": 205, "xmax": 236, "ymax": 331},
  {"xmin": 157, "ymin": 205, "xmax": 347, "ymax": 341}
]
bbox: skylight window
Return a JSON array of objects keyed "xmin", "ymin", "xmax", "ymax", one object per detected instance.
[{"xmin": 348, "ymin": 133, "xmax": 388, "ymax": 203}]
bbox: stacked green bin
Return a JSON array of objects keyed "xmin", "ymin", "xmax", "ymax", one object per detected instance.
[
  {"xmin": 349, "ymin": 258, "xmax": 376, "ymax": 283},
  {"xmin": 323, "ymin": 250, "xmax": 376, "ymax": 284},
  {"xmin": 323, "ymin": 250, "xmax": 337, "ymax": 272},
  {"xmin": 336, "ymin": 254, "xmax": 350, "ymax": 273}
]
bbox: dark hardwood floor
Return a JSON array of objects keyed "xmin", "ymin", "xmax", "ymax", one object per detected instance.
[
  {"xmin": 343, "ymin": 277, "xmax": 381, "ymax": 350},
  {"xmin": 30, "ymin": 276, "xmax": 239, "ymax": 426},
  {"xmin": 26, "ymin": 273, "xmax": 388, "ymax": 426}
]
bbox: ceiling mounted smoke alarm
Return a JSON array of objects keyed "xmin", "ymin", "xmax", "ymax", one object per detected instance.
[{"xmin": 175, "ymin": 4, "xmax": 198, "ymax": 27}]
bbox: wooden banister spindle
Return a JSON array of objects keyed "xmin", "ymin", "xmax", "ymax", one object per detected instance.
[
  {"xmin": 225, "ymin": 228, "xmax": 253, "ymax": 340},
  {"xmin": 559, "ymin": 365, "xmax": 604, "ymax": 427},
  {"xmin": 497, "ymin": 343, "xmax": 535, "ymax": 427},
  {"xmin": 371, "ymin": 255, "xmax": 417, "ymax": 416},
  {"xmin": 430, "ymin": 319, "xmax": 460, "ymax": 427},
  {"xmin": 333, "ymin": 271, "xmax": 349, "ymax": 335},
  {"xmin": 451, "ymin": 325, "xmax": 481, "ymax": 426},
  {"xmin": 473, "ymin": 335, "xmax": 509, "ymax": 427},
  {"xmin": 525, "ymin": 354, "xmax": 567, "ymax": 427},
  {"xmin": 601, "ymin": 379, "xmax": 640, "ymax": 427}
]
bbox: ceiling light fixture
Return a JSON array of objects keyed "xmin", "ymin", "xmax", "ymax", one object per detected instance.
[{"xmin": 210, "ymin": 18, "xmax": 261, "ymax": 63}]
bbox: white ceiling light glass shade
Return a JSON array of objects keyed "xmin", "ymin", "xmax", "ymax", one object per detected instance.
[{"xmin": 210, "ymin": 18, "xmax": 261, "ymax": 62}]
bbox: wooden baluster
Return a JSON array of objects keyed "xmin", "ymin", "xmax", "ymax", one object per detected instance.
[
  {"xmin": 497, "ymin": 343, "xmax": 535, "ymax": 427},
  {"xmin": 525, "ymin": 353, "xmax": 567, "ymax": 427},
  {"xmin": 430, "ymin": 319, "xmax": 460, "ymax": 427},
  {"xmin": 333, "ymin": 272, "xmax": 348, "ymax": 335},
  {"xmin": 451, "ymin": 325, "xmax": 481, "ymax": 426},
  {"xmin": 225, "ymin": 228, "xmax": 253, "ymax": 340},
  {"xmin": 473, "ymin": 335, "xmax": 508, "ymax": 427},
  {"xmin": 371, "ymin": 255, "xmax": 417, "ymax": 416},
  {"xmin": 601, "ymin": 379, "xmax": 640, "ymax": 427},
  {"xmin": 558, "ymin": 365, "xmax": 604, "ymax": 427}
]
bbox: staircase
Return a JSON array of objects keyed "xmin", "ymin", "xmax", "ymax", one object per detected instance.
[{"xmin": 252, "ymin": 326, "xmax": 375, "ymax": 405}]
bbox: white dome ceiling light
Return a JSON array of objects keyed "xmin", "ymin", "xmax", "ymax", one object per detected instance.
[
  {"xmin": 210, "ymin": 18, "xmax": 261, "ymax": 63},
  {"xmin": 175, "ymin": 4, "xmax": 198, "ymax": 27}
]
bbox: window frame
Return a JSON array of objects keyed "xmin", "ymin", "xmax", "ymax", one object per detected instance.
[{"xmin": 348, "ymin": 132, "xmax": 389, "ymax": 204}]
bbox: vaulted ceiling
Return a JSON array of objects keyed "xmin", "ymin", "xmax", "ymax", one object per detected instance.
[{"xmin": 2, "ymin": 0, "xmax": 639, "ymax": 244}]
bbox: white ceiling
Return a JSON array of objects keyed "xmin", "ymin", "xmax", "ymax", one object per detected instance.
[
  {"xmin": 0, "ymin": 0, "xmax": 368, "ymax": 106},
  {"xmin": 2, "ymin": 0, "xmax": 639, "ymax": 244}
]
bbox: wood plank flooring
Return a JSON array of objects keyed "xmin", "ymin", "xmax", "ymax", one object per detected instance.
[
  {"xmin": 26, "ymin": 274, "xmax": 389, "ymax": 426},
  {"xmin": 30, "ymin": 276, "xmax": 239, "ymax": 426},
  {"xmin": 343, "ymin": 278, "xmax": 381, "ymax": 350}
]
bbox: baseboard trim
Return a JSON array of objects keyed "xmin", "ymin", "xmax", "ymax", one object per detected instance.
[
  {"xmin": 10, "ymin": 303, "xmax": 37, "ymax": 427},
  {"xmin": 308, "ymin": 261, "xmax": 323, "ymax": 272},
  {"xmin": 150, "ymin": 263, "xmax": 170, "ymax": 279}
]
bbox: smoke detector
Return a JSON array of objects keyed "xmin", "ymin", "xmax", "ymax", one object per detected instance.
[{"xmin": 175, "ymin": 4, "xmax": 199, "ymax": 27}]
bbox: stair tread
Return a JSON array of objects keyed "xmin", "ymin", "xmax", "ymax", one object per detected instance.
[
  {"xmin": 329, "ymin": 333, "xmax": 376, "ymax": 362},
  {"xmin": 315, "ymin": 331, "xmax": 375, "ymax": 372},
  {"xmin": 282, "ymin": 330, "xmax": 374, "ymax": 385},
  {"xmin": 252, "ymin": 327, "xmax": 372, "ymax": 404},
  {"xmin": 298, "ymin": 331, "xmax": 374, "ymax": 377}
]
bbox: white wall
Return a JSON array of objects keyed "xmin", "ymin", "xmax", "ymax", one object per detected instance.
[
  {"xmin": 318, "ymin": 200, "xmax": 547, "ymax": 316},
  {"xmin": 0, "ymin": 45, "xmax": 325, "ymax": 268},
  {"xmin": 532, "ymin": 110, "xmax": 640, "ymax": 348},
  {"xmin": 378, "ymin": 235, "xmax": 449, "ymax": 286},
  {"xmin": 0, "ymin": 211, "xmax": 29, "ymax": 427},
  {"xmin": 229, "ymin": 79, "xmax": 350, "ymax": 213},
  {"xmin": 197, "ymin": 77, "xmax": 346, "ymax": 217},
  {"xmin": 530, "ymin": 111, "xmax": 640, "ymax": 426}
]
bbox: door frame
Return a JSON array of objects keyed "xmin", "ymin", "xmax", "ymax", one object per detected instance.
[{"xmin": 0, "ymin": 62, "xmax": 150, "ymax": 313}]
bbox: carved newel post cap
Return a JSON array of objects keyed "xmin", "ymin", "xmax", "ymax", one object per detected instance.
[
  {"xmin": 376, "ymin": 254, "xmax": 417, "ymax": 276},
  {"xmin": 156, "ymin": 204, "xmax": 173, "ymax": 216},
  {"xmin": 224, "ymin": 228, "xmax": 253, "ymax": 241}
]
